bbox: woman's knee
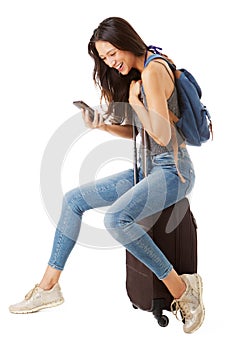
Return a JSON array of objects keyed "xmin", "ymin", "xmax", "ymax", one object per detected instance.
[
  {"xmin": 104, "ymin": 210, "xmax": 118, "ymax": 231},
  {"xmin": 63, "ymin": 188, "xmax": 84, "ymax": 215},
  {"xmin": 104, "ymin": 209, "xmax": 131, "ymax": 243}
]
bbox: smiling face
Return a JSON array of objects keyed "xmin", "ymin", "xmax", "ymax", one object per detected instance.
[{"xmin": 95, "ymin": 40, "xmax": 142, "ymax": 75}]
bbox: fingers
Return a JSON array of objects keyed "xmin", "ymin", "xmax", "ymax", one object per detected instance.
[
  {"xmin": 130, "ymin": 80, "xmax": 142, "ymax": 94},
  {"xmin": 130, "ymin": 80, "xmax": 142, "ymax": 87},
  {"xmin": 82, "ymin": 108, "xmax": 104, "ymax": 129},
  {"xmin": 92, "ymin": 109, "xmax": 102, "ymax": 128},
  {"xmin": 129, "ymin": 80, "xmax": 142, "ymax": 104}
]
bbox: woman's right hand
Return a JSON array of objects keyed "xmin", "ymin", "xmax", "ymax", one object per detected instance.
[
  {"xmin": 81, "ymin": 108, "xmax": 133, "ymax": 139},
  {"xmin": 81, "ymin": 108, "xmax": 105, "ymax": 130}
]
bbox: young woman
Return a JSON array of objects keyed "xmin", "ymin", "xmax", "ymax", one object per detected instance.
[{"xmin": 9, "ymin": 17, "xmax": 205, "ymax": 334}]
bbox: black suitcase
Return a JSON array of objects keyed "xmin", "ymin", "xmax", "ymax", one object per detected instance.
[
  {"xmin": 125, "ymin": 126, "xmax": 198, "ymax": 327},
  {"xmin": 125, "ymin": 197, "xmax": 198, "ymax": 327}
]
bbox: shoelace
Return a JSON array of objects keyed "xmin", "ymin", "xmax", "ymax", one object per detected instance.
[
  {"xmin": 25, "ymin": 284, "xmax": 39, "ymax": 300},
  {"xmin": 171, "ymin": 299, "xmax": 191, "ymax": 322}
]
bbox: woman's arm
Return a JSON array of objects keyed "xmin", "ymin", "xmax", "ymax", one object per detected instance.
[
  {"xmin": 129, "ymin": 60, "xmax": 173, "ymax": 146},
  {"xmin": 82, "ymin": 109, "xmax": 133, "ymax": 139},
  {"xmin": 99, "ymin": 123, "xmax": 133, "ymax": 139}
]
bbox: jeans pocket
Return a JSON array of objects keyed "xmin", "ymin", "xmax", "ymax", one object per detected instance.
[
  {"xmin": 186, "ymin": 167, "xmax": 195, "ymax": 194},
  {"xmin": 178, "ymin": 156, "xmax": 195, "ymax": 194}
]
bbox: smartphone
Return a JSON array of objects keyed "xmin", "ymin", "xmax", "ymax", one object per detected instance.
[{"xmin": 73, "ymin": 100, "xmax": 95, "ymax": 121}]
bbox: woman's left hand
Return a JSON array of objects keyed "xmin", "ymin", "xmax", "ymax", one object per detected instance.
[{"xmin": 129, "ymin": 80, "xmax": 142, "ymax": 105}]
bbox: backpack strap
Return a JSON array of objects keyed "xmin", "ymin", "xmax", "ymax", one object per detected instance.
[{"xmin": 144, "ymin": 53, "xmax": 176, "ymax": 71}]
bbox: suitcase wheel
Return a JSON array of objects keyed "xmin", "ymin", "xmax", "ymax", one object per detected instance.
[
  {"xmin": 131, "ymin": 302, "xmax": 169, "ymax": 327},
  {"xmin": 152, "ymin": 299, "xmax": 169, "ymax": 327},
  {"xmin": 157, "ymin": 315, "xmax": 169, "ymax": 327}
]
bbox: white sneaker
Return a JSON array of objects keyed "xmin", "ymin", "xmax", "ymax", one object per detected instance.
[
  {"xmin": 9, "ymin": 283, "xmax": 64, "ymax": 314},
  {"xmin": 171, "ymin": 274, "xmax": 205, "ymax": 333}
]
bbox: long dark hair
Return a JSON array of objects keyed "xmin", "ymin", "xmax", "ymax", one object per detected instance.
[{"xmin": 88, "ymin": 17, "xmax": 147, "ymax": 106}]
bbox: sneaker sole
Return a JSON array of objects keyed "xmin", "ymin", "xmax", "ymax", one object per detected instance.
[
  {"xmin": 185, "ymin": 274, "xmax": 205, "ymax": 334},
  {"xmin": 9, "ymin": 298, "xmax": 64, "ymax": 314}
]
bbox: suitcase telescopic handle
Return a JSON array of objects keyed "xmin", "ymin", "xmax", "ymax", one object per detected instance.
[
  {"xmin": 133, "ymin": 124, "xmax": 147, "ymax": 185},
  {"xmin": 133, "ymin": 124, "xmax": 139, "ymax": 185}
]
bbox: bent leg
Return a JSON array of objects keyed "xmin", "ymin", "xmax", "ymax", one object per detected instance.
[
  {"xmin": 104, "ymin": 150, "xmax": 195, "ymax": 281},
  {"xmin": 48, "ymin": 168, "xmax": 135, "ymax": 271}
]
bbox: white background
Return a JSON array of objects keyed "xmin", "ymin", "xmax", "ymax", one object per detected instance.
[{"xmin": 1, "ymin": 0, "xmax": 232, "ymax": 348}]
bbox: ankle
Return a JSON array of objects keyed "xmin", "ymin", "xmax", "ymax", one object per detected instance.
[
  {"xmin": 39, "ymin": 280, "xmax": 57, "ymax": 291},
  {"xmin": 175, "ymin": 279, "xmax": 187, "ymax": 299},
  {"xmin": 39, "ymin": 283, "xmax": 52, "ymax": 291},
  {"xmin": 39, "ymin": 266, "xmax": 62, "ymax": 290}
]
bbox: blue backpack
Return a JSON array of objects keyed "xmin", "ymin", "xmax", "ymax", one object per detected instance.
[{"xmin": 144, "ymin": 51, "xmax": 213, "ymax": 146}]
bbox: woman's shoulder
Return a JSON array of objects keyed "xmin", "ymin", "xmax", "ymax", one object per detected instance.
[
  {"xmin": 141, "ymin": 58, "xmax": 167, "ymax": 85},
  {"xmin": 142, "ymin": 57, "xmax": 174, "ymax": 85},
  {"xmin": 143, "ymin": 57, "xmax": 171, "ymax": 75}
]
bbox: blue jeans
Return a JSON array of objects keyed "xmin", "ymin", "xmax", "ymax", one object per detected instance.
[{"xmin": 48, "ymin": 147, "xmax": 195, "ymax": 280}]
